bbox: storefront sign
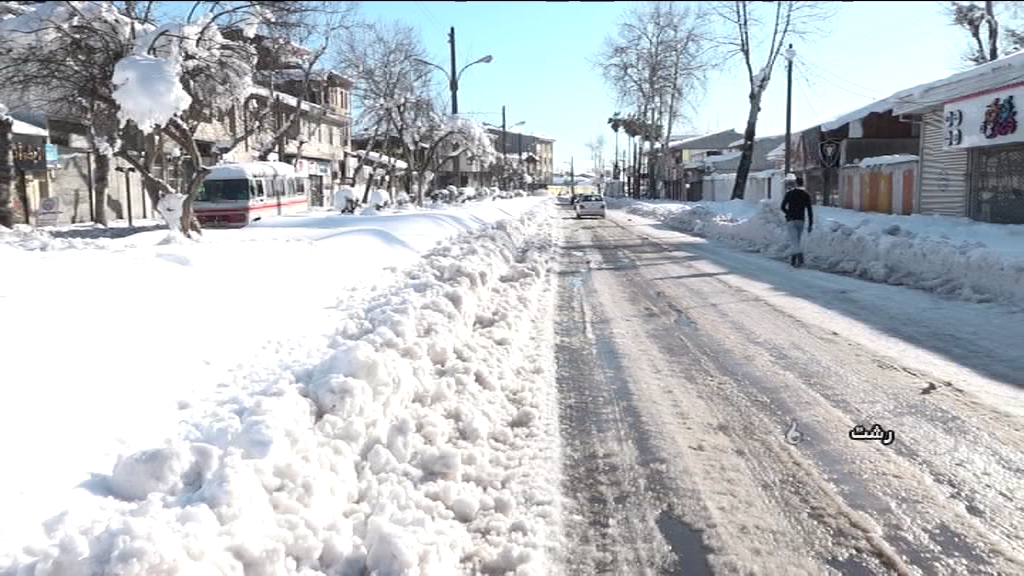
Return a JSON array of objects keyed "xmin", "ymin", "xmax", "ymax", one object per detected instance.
[
  {"xmin": 944, "ymin": 86, "xmax": 1022, "ymax": 148},
  {"xmin": 12, "ymin": 134, "xmax": 46, "ymax": 171},
  {"xmin": 819, "ymin": 139, "xmax": 841, "ymax": 167}
]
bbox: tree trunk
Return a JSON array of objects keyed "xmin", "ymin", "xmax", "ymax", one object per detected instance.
[
  {"xmin": 94, "ymin": 151, "xmax": 111, "ymax": 225},
  {"xmin": 986, "ymin": 0, "xmax": 999, "ymax": 61},
  {"xmin": 731, "ymin": 91, "xmax": 762, "ymax": 200},
  {"xmin": 0, "ymin": 116, "xmax": 13, "ymax": 228}
]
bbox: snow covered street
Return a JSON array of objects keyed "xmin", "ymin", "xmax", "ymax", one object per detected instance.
[
  {"xmin": 3, "ymin": 195, "xmax": 1023, "ymax": 575},
  {"xmin": 554, "ymin": 207, "xmax": 1024, "ymax": 575}
]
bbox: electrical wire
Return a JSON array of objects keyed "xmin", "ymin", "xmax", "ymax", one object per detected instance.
[
  {"xmin": 819, "ymin": 26, "xmax": 950, "ymax": 65},
  {"xmin": 800, "ymin": 57, "xmax": 888, "ymax": 98},
  {"xmin": 794, "ymin": 64, "xmax": 824, "ymax": 124},
  {"xmin": 798, "ymin": 60, "xmax": 880, "ymax": 101},
  {"xmin": 809, "ymin": 9, "xmax": 938, "ymax": 56}
]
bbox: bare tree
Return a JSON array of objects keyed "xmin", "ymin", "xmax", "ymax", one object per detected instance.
[
  {"xmin": 711, "ymin": 1, "xmax": 835, "ymax": 200},
  {"xmin": 337, "ymin": 19, "xmax": 434, "ymax": 203},
  {"xmin": 948, "ymin": 1, "xmax": 1024, "ymax": 66},
  {"xmin": 585, "ymin": 134, "xmax": 607, "ymax": 177},
  {"xmin": 595, "ymin": 1, "xmax": 711, "ymax": 197}
]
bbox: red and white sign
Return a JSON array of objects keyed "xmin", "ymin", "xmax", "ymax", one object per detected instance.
[{"xmin": 944, "ymin": 84, "xmax": 1022, "ymax": 148}]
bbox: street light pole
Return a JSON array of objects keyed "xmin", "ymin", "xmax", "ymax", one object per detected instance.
[
  {"xmin": 449, "ymin": 27, "xmax": 458, "ymax": 115},
  {"xmin": 784, "ymin": 43, "xmax": 795, "ymax": 185}
]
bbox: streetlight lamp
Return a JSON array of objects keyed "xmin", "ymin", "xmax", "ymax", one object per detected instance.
[
  {"xmin": 412, "ymin": 27, "xmax": 493, "ymax": 190},
  {"xmin": 784, "ymin": 43, "xmax": 796, "ymax": 185}
]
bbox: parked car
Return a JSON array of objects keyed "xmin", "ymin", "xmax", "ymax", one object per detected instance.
[{"xmin": 575, "ymin": 194, "xmax": 606, "ymax": 218}]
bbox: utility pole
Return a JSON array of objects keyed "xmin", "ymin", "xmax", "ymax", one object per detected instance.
[
  {"xmin": 449, "ymin": 27, "xmax": 460, "ymax": 188},
  {"xmin": 501, "ymin": 105, "xmax": 507, "ymax": 189},
  {"xmin": 501, "ymin": 105, "xmax": 507, "ymax": 155},
  {"xmin": 570, "ymin": 156, "xmax": 575, "ymax": 196},
  {"xmin": 784, "ymin": 43, "xmax": 795, "ymax": 184}
]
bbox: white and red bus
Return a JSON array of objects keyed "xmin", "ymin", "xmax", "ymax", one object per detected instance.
[{"xmin": 194, "ymin": 162, "xmax": 309, "ymax": 228}]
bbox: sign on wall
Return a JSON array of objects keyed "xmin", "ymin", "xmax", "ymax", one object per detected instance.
[
  {"xmin": 819, "ymin": 139, "xmax": 841, "ymax": 167},
  {"xmin": 12, "ymin": 134, "xmax": 46, "ymax": 171},
  {"xmin": 944, "ymin": 85, "xmax": 1022, "ymax": 148}
]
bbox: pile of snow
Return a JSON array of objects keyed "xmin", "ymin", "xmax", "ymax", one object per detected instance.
[
  {"xmin": 610, "ymin": 198, "xmax": 1024, "ymax": 306},
  {"xmin": 0, "ymin": 198, "xmax": 562, "ymax": 574},
  {"xmin": 334, "ymin": 186, "xmax": 358, "ymax": 211}
]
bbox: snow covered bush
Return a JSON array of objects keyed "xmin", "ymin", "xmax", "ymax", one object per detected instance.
[{"xmin": 335, "ymin": 186, "xmax": 359, "ymax": 213}]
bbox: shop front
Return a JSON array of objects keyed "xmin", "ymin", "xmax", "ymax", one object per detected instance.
[
  {"xmin": 944, "ymin": 84, "xmax": 1024, "ymax": 224},
  {"xmin": 292, "ymin": 157, "xmax": 333, "ymax": 208}
]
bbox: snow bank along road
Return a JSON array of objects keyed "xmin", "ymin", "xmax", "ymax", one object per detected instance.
[
  {"xmin": 554, "ymin": 206, "xmax": 1024, "ymax": 575},
  {"xmin": 1, "ymin": 201, "xmax": 565, "ymax": 575}
]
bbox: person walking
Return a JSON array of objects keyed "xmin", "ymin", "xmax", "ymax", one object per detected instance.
[{"xmin": 780, "ymin": 174, "xmax": 813, "ymax": 267}]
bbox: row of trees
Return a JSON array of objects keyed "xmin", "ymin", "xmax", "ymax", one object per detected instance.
[
  {"xmin": 597, "ymin": 0, "xmax": 1024, "ymax": 201},
  {"xmin": 336, "ymin": 20, "xmax": 498, "ymax": 206},
  {"xmin": 0, "ymin": 1, "xmax": 501, "ymax": 235},
  {"xmin": 596, "ymin": 0, "xmax": 832, "ymax": 201}
]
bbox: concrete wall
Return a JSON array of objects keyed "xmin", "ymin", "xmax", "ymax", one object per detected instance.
[{"xmin": 703, "ymin": 171, "xmax": 784, "ymax": 203}]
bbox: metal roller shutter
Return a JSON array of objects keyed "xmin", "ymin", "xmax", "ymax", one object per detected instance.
[{"xmin": 918, "ymin": 110, "xmax": 968, "ymax": 217}]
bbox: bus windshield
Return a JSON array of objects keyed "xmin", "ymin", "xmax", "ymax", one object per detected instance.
[{"xmin": 198, "ymin": 179, "xmax": 250, "ymax": 202}]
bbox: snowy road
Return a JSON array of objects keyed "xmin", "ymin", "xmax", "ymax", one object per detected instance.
[{"xmin": 555, "ymin": 208, "xmax": 1024, "ymax": 575}]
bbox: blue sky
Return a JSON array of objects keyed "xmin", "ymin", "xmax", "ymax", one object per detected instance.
[{"xmin": 359, "ymin": 1, "xmax": 965, "ymax": 171}]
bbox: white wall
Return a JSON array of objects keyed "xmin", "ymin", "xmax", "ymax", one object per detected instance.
[{"xmin": 704, "ymin": 170, "xmax": 783, "ymax": 203}]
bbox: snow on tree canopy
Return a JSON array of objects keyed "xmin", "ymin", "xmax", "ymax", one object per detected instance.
[
  {"xmin": 0, "ymin": 1, "xmax": 138, "ymax": 54},
  {"xmin": 132, "ymin": 19, "xmax": 255, "ymax": 118},
  {"xmin": 205, "ymin": 162, "xmax": 297, "ymax": 180},
  {"xmin": 112, "ymin": 55, "xmax": 192, "ymax": 133}
]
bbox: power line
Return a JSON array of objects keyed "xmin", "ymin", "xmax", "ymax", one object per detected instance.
[
  {"xmin": 811, "ymin": 10, "xmax": 938, "ymax": 56},
  {"xmin": 794, "ymin": 65, "xmax": 823, "ymax": 124},
  {"xmin": 819, "ymin": 26, "xmax": 950, "ymax": 65},
  {"xmin": 799, "ymin": 57, "xmax": 888, "ymax": 98},
  {"xmin": 798, "ymin": 61, "xmax": 879, "ymax": 101}
]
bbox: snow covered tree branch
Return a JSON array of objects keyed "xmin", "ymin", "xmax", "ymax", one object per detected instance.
[{"xmin": 947, "ymin": 1, "xmax": 1024, "ymax": 67}]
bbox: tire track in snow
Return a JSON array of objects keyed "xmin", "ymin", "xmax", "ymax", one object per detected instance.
[
  {"xmin": 575, "ymin": 225, "xmax": 905, "ymax": 575},
  {"xmin": 587, "ymin": 213, "xmax": 1024, "ymax": 574},
  {"xmin": 555, "ymin": 232, "xmax": 713, "ymax": 575},
  {"xmin": 611, "ymin": 213, "xmax": 1024, "ymax": 562}
]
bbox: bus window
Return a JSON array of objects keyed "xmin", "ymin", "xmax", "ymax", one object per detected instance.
[
  {"xmin": 253, "ymin": 180, "xmax": 265, "ymax": 198},
  {"xmin": 286, "ymin": 179, "xmax": 295, "ymax": 197},
  {"xmin": 273, "ymin": 178, "xmax": 285, "ymax": 197},
  {"xmin": 198, "ymin": 179, "xmax": 250, "ymax": 201}
]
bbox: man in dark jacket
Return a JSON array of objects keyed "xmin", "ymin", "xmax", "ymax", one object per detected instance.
[{"xmin": 780, "ymin": 175, "xmax": 813, "ymax": 267}]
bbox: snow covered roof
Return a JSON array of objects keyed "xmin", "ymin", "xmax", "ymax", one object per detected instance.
[
  {"xmin": 705, "ymin": 150, "xmax": 743, "ymax": 164},
  {"xmin": 267, "ymin": 69, "xmax": 354, "ymax": 87},
  {"xmin": 250, "ymin": 86, "xmax": 325, "ymax": 114},
  {"xmin": 849, "ymin": 154, "xmax": 919, "ymax": 168},
  {"xmin": 766, "ymin": 142, "xmax": 786, "ymax": 162},
  {"xmin": 819, "ymin": 90, "xmax": 914, "ymax": 132},
  {"xmin": 668, "ymin": 129, "xmax": 742, "ymax": 151},
  {"xmin": 354, "ymin": 150, "xmax": 408, "ymax": 170},
  {"xmin": 206, "ymin": 161, "xmax": 296, "ymax": 180},
  {"xmin": 727, "ymin": 133, "xmax": 784, "ymax": 148},
  {"xmin": 12, "ymin": 118, "xmax": 47, "ymax": 137},
  {"xmin": 891, "ymin": 49, "xmax": 1024, "ymax": 115}
]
